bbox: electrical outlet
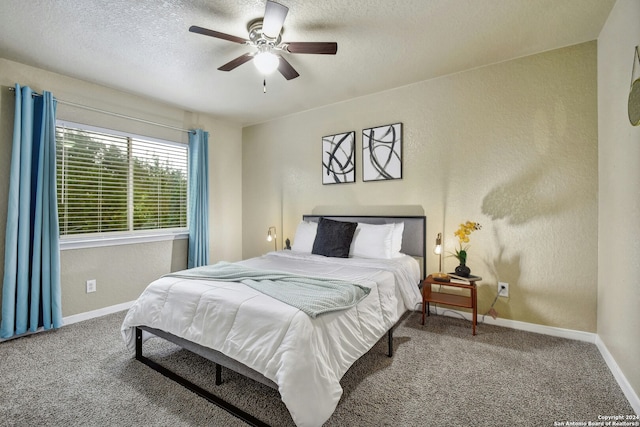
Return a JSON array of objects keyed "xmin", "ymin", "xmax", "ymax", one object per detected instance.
[
  {"xmin": 86, "ymin": 279, "xmax": 97, "ymax": 293},
  {"xmin": 498, "ymin": 281, "xmax": 509, "ymax": 297}
]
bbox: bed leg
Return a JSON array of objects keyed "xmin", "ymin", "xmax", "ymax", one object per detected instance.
[
  {"xmin": 133, "ymin": 337, "xmax": 269, "ymax": 427},
  {"xmin": 387, "ymin": 329, "xmax": 393, "ymax": 358},
  {"xmin": 135, "ymin": 327, "xmax": 143, "ymax": 360},
  {"xmin": 215, "ymin": 364, "xmax": 222, "ymax": 385}
]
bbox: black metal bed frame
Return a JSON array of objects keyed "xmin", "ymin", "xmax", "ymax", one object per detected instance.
[
  {"xmin": 133, "ymin": 214, "xmax": 426, "ymax": 426},
  {"xmin": 134, "ymin": 325, "xmax": 395, "ymax": 427},
  {"xmin": 135, "ymin": 326, "xmax": 269, "ymax": 427}
]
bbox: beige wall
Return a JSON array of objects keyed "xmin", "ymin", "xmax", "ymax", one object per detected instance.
[
  {"xmin": 0, "ymin": 58, "xmax": 243, "ymax": 317},
  {"xmin": 243, "ymin": 42, "xmax": 599, "ymax": 332},
  {"xmin": 60, "ymin": 240, "xmax": 188, "ymax": 314},
  {"xmin": 598, "ymin": 0, "xmax": 640, "ymax": 402}
]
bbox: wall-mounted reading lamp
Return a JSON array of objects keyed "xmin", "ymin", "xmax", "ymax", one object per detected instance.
[
  {"xmin": 267, "ymin": 226, "xmax": 277, "ymax": 251},
  {"xmin": 434, "ymin": 232, "xmax": 443, "ymax": 273}
]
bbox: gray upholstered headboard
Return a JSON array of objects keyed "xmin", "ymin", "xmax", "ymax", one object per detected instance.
[{"xmin": 302, "ymin": 215, "xmax": 427, "ymax": 279}]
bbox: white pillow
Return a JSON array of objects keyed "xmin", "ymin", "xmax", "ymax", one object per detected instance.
[
  {"xmin": 291, "ymin": 221, "xmax": 318, "ymax": 253},
  {"xmin": 350, "ymin": 222, "xmax": 395, "ymax": 259},
  {"xmin": 391, "ymin": 221, "xmax": 405, "ymax": 257}
]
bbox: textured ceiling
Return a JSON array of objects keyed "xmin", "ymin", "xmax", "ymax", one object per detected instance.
[{"xmin": 0, "ymin": 0, "xmax": 615, "ymax": 126}]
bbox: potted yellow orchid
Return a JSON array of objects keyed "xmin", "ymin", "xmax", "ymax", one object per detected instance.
[{"xmin": 450, "ymin": 221, "xmax": 481, "ymax": 277}]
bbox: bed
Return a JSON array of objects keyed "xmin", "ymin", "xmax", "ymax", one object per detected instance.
[{"xmin": 121, "ymin": 215, "xmax": 426, "ymax": 427}]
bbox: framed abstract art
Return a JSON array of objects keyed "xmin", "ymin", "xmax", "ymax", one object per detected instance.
[
  {"xmin": 322, "ymin": 131, "xmax": 355, "ymax": 184},
  {"xmin": 362, "ymin": 123, "xmax": 402, "ymax": 182}
]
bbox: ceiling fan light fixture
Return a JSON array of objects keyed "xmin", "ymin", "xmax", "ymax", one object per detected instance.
[
  {"xmin": 189, "ymin": 1, "xmax": 337, "ymax": 81},
  {"xmin": 254, "ymin": 50, "xmax": 279, "ymax": 75}
]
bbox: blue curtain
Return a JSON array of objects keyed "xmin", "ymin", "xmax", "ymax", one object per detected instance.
[
  {"xmin": 1, "ymin": 84, "xmax": 62, "ymax": 339},
  {"xmin": 187, "ymin": 129, "xmax": 210, "ymax": 268}
]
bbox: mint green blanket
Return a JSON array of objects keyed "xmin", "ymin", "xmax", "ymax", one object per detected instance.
[{"xmin": 165, "ymin": 262, "xmax": 371, "ymax": 318}]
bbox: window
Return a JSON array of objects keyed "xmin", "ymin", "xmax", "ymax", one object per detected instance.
[{"xmin": 56, "ymin": 122, "xmax": 188, "ymax": 240}]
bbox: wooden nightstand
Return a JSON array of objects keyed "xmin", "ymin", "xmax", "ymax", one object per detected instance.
[{"xmin": 421, "ymin": 274, "xmax": 478, "ymax": 335}]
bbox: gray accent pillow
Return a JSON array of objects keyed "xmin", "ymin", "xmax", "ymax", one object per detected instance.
[{"xmin": 311, "ymin": 218, "xmax": 358, "ymax": 258}]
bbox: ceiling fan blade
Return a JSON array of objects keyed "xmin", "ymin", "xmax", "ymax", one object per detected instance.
[
  {"xmin": 262, "ymin": 1, "xmax": 289, "ymax": 39},
  {"xmin": 278, "ymin": 56, "xmax": 300, "ymax": 80},
  {"xmin": 285, "ymin": 42, "xmax": 338, "ymax": 55},
  {"xmin": 218, "ymin": 53, "xmax": 255, "ymax": 71},
  {"xmin": 189, "ymin": 25, "xmax": 248, "ymax": 45}
]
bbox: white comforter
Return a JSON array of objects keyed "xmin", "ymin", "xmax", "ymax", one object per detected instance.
[{"xmin": 121, "ymin": 251, "xmax": 421, "ymax": 427}]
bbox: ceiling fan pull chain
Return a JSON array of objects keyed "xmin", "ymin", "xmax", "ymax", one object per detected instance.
[{"xmin": 263, "ymin": 78, "xmax": 267, "ymax": 93}]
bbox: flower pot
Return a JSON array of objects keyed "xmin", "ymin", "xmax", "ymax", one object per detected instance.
[{"xmin": 454, "ymin": 263, "xmax": 471, "ymax": 278}]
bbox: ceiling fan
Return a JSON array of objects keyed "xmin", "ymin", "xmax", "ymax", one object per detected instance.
[{"xmin": 189, "ymin": 0, "xmax": 338, "ymax": 81}]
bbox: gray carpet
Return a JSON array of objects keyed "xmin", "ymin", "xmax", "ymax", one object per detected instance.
[{"xmin": 0, "ymin": 310, "xmax": 633, "ymax": 426}]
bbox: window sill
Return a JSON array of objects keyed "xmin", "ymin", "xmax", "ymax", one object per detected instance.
[{"xmin": 60, "ymin": 231, "xmax": 189, "ymax": 251}]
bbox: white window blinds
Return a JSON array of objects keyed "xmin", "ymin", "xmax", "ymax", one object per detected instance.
[{"xmin": 56, "ymin": 123, "xmax": 188, "ymax": 236}]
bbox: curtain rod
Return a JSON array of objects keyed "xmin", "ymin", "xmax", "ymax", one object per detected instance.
[{"xmin": 8, "ymin": 86, "xmax": 194, "ymax": 134}]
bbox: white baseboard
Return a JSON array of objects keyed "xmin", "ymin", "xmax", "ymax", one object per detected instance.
[
  {"xmin": 62, "ymin": 300, "xmax": 135, "ymax": 326},
  {"xmin": 476, "ymin": 311, "xmax": 597, "ymax": 343},
  {"xmin": 595, "ymin": 336, "xmax": 640, "ymax": 416},
  {"xmin": 427, "ymin": 306, "xmax": 638, "ymax": 415},
  {"xmin": 0, "ymin": 300, "xmax": 135, "ymax": 343},
  {"xmin": 427, "ymin": 305, "xmax": 597, "ymax": 342}
]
